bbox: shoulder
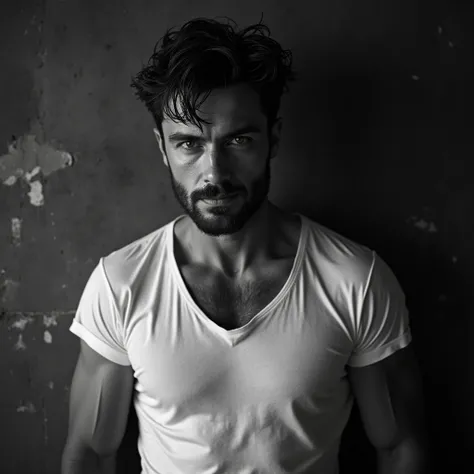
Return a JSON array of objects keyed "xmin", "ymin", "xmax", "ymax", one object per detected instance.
[
  {"xmin": 301, "ymin": 214, "xmax": 375, "ymax": 289},
  {"xmin": 303, "ymin": 216, "xmax": 403, "ymax": 306},
  {"xmin": 101, "ymin": 220, "xmax": 171, "ymax": 287}
]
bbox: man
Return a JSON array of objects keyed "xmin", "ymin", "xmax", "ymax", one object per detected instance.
[{"xmin": 62, "ymin": 16, "xmax": 429, "ymax": 474}]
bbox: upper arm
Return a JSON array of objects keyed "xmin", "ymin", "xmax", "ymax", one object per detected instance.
[
  {"xmin": 65, "ymin": 339, "xmax": 135, "ymax": 456},
  {"xmin": 348, "ymin": 344, "xmax": 426, "ymax": 450}
]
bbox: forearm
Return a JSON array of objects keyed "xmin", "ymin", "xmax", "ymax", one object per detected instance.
[{"xmin": 376, "ymin": 437, "xmax": 429, "ymax": 474}]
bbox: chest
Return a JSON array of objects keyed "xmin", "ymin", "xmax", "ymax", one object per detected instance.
[{"xmin": 179, "ymin": 262, "xmax": 294, "ymax": 330}]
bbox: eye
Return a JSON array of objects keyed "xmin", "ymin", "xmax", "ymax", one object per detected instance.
[
  {"xmin": 178, "ymin": 140, "xmax": 200, "ymax": 151},
  {"xmin": 230, "ymin": 136, "xmax": 252, "ymax": 146},
  {"xmin": 177, "ymin": 136, "xmax": 253, "ymax": 151}
]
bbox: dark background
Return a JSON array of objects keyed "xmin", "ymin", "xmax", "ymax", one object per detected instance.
[{"xmin": 1, "ymin": 0, "xmax": 473, "ymax": 472}]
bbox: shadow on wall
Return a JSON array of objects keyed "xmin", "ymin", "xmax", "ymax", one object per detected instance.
[
  {"xmin": 116, "ymin": 48, "xmax": 470, "ymax": 474},
  {"xmin": 284, "ymin": 47, "xmax": 471, "ymax": 472},
  {"xmin": 117, "ymin": 401, "xmax": 140, "ymax": 474}
]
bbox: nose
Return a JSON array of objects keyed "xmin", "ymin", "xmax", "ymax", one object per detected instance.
[{"xmin": 202, "ymin": 147, "xmax": 232, "ymax": 184}]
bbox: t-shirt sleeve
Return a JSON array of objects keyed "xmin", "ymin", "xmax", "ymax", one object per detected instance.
[
  {"xmin": 347, "ymin": 251, "xmax": 412, "ymax": 367},
  {"xmin": 69, "ymin": 258, "xmax": 131, "ymax": 366}
]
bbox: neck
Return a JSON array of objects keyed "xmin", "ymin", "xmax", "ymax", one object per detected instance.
[{"xmin": 186, "ymin": 201, "xmax": 283, "ymax": 278}]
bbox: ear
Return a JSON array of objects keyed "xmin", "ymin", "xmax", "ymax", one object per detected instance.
[
  {"xmin": 269, "ymin": 117, "xmax": 283, "ymax": 160},
  {"xmin": 153, "ymin": 128, "xmax": 168, "ymax": 167}
]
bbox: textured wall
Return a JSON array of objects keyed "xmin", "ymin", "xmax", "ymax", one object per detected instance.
[{"xmin": 1, "ymin": 0, "xmax": 473, "ymax": 472}]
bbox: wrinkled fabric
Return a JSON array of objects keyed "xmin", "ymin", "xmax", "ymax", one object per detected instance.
[{"xmin": 70, "ymin": 212, "xmax": 411, "ymax": 474}]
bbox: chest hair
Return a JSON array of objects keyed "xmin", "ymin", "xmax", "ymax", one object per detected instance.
[{"xmin": 182, "ymin": 269, "xmax": 287, "ymax": 329}]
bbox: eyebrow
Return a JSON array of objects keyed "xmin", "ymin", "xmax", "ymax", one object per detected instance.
[{"xmin": 167, "ymin": 125, "xmax": 263, "ymax": 143}]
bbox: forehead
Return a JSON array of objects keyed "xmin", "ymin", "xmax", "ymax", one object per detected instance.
[{"xmin": 162, "ymin": 83, "xmax": 266, "ymax": 136}]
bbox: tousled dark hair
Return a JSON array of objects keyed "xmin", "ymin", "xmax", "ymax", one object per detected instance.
[{"xmin": 130, "ymin": 15, "xmax": 297, "ymax": 138}]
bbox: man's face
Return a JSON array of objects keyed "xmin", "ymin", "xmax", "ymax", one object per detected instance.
[{"xmin": 154, "ymin": 83, "xmax": 282, "ymax": 237}]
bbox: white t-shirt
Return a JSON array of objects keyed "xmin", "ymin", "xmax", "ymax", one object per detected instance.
[{"xmin": 70, "ymin": 212, "xmax": 411, "ymax": 474}]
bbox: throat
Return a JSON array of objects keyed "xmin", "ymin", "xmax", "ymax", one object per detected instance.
[
  {"xmin": 179, "ymin": 205, "xmax": 291, "ymax": 277},
  {"xmin": 178, "ymin": 257, "xmax": 295, "ymax": 331},
  {"xmin": 172, "ymin": 212, "xmax": 303, "ymax": 330}
]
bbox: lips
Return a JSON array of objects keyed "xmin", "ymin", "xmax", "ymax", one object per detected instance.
[
  {"xmin": 201, "ymin": 193, "xmax": 240, "ymax": 206},
  {"xmin": 203, "ymin": 193, "xmax": 238, "ymax": 200}
]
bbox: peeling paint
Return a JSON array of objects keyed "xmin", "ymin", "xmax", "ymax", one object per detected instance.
[
  {"xmin": 0, "ymin": 134, "xmax": 73, "ymax": 205},
  {"xmin": 17, "ymin": 402, "xmax": 36, "ymax": 413},
  {"xmin": 10, "ymin": 314, "xmax": 34, "ymax": 330},
  {"xmin": 14, "ymin": 334, "xmax": 26, "ymax": 350},
  {"xmin": 0, "ymin": 135, "xmax": 73, "ymax": 180},
  {"xmin": 43, "ymin": 330, "xmax": 52, "ymax": 344},
  {"xmin": 407, "ymin": 216, "xmax": 438, "ymax": 233},
  {"xmin": 11, "ymin": 218, "xmax": 22, "ymax": 246},
  {"xmin": 3, "ymin": 175, "xmax": 17, "ymax": 186},
  {"xmin": 5, "ymin": 310, "xmax": 75, "ymax": 317},
  {"xmin": 1, "ymin": 279, "xmax": 20, "ymax": 304},
  {"xmin": 25, "ymin": 165, "xmax": 41, "ymax": 181},
  {"xmin": 414, "ymin": 219, "xmax": 438, "ymax": 232},
  {"xmin": 27, "ymin": 180, "xmax": 44, "ymax": 206},
  {"xmin": 43, "ymin": 314, "xmax": 58, "ymax": 327}
]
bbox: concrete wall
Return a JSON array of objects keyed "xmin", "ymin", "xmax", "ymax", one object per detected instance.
[{"xmin": 1, "ymin": 0, "xmax": 473, "ymax": 472}]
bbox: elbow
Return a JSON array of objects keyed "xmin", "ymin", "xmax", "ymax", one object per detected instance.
[
  {"xmin": 61, "ymin": 438, "xmax": 118, "ymax": 474},
  {"xmin": 377, "ymin": 433, "xmax": 431, "ymax": 474},
  {"xmin": 65, "ymin": 427, "xmax": 120, "ymax": 458},
  {"xmin": 61, "ymin": 440, "xmax": 93, "ymax": 474}
]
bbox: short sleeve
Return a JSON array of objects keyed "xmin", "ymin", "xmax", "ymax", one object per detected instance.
[
  {"xmin": 69, "ymin": 258, "xmax": 131, "ymax": 366},
  {"xmin": 347, "ymin": 252, "xmax": 412, "ymax": 367}
]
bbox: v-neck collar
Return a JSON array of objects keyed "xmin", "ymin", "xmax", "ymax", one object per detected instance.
[{"xmin": 167, "ymin": 212, "xmax": 308, "ymax": 346}]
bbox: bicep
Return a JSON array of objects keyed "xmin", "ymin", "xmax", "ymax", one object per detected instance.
[
  {"xmin": 66, "ymin": 339, "xmax": 135, "ymax": 456},
  {"xmin": 348, "ymin": 355, "xmax": 399, "ymax": 449},
  {"xmin": 348, "ymin": 344, "xmax": 425, "ymax": 450}
]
